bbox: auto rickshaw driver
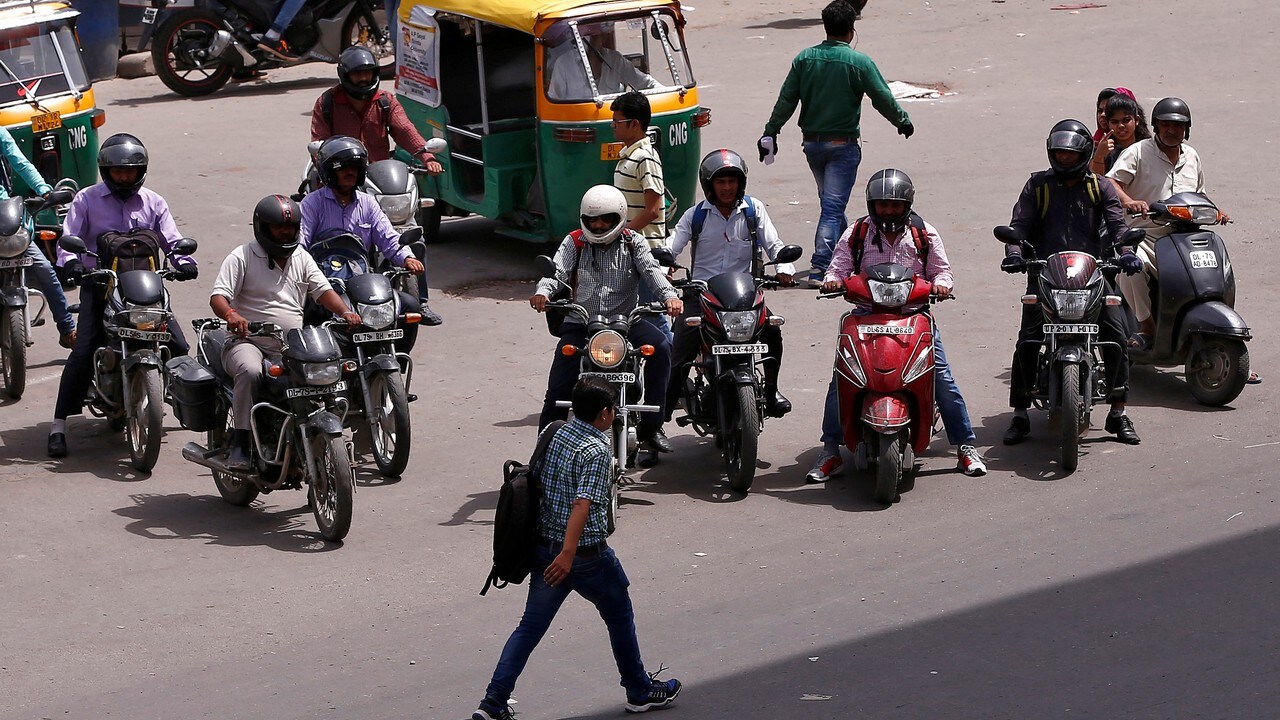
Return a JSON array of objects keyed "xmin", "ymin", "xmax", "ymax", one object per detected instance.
[{"xmin": 546, "ymin": 21, "xmax": 656, "ymax": 101}]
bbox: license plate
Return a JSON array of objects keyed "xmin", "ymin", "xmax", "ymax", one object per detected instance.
[
  {"xmin": 711, "ymin": 343, "xmax": 768, "ymax": 355},
  {"xmin": 115, "ymin": 327, "xmax": 171, "ymax": 341},
  {"xmin": 143, "ymin": 7, "xmax": 158, "ymax": 23},
  {"xmin": 600, "ymin": 142, "xmax": 624, "ymax": 161},
  {"xmin": 32, "ymin": 111, "xmax": 61, "ymax": 133},
  {"xmin": 1043, "ymin": 324, "xmax": 1098, "ymax": 334},
  {"xmin": 580, "ymin": 371, "xmax": 635, "ymax": 384},
  {"xmin": 0, "ymin": 256, "xmax": 34, "ymax": 268},
  {"xmin": 860, "ymin": 325, "xmax": 915, "ymax": 335},
  {"xmin": 352, "ymin": 329, "xmax": 404, "ymax": 343},
  {"xmin": 1189, "ymin": 250, "xmax": 1218, "ymax": 269},
  {"xmin": 286, "ymin": 380, "xmax": 347, "ymax": 398}
]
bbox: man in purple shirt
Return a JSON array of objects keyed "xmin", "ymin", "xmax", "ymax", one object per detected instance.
[
  {"xmin": 48, "ymin": 134, "xmax": 198, "ymax": 459},
  {"xmin": 300, "ymin": 136, "xmax": 440, "ymax": 327}
]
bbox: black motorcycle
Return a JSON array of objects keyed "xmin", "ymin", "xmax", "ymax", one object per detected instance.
[
  {"xmin": 995, "ymin": 225, "xmax": 1143, "ymax": 472},
  {"xmin": 652, "ymin": 244, "xmax": 803, "ymax": 493},
  {"xmin": 59, "ymin": 233, "xmax": 198, "ymax": 472},
  {"xmin": 150, "ymin": 0, "xmax": 391, "ymax": 97},
  {"xmin": 175, "ymin": 319, "xmax": 356, "ymax": 542},
  {"xmin": 1129, "ymin": 193, "xmax": 1251, "ymax": 406}
]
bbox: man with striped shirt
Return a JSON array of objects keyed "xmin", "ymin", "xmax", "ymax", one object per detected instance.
[{"xmin": 611, "ymin": 91, "xmax": 666, "ymax": 247}]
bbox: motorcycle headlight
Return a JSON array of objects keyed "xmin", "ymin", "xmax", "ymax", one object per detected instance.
[
  {"xmin": 588, "ymin": 329, "xmax": 627, "ymax": 368},
  {"xmin": 357, "ymin": 301, "xmax": 396, "ymax": 330},
  {"xmin": 1050, "ymin": 290, "xmax": 1091, "ymax": 321},
  {"xmin": 868, "ymin": 279, "xmax": 911, "ymax": 307},
  {"xmin": 0, "ymin": 228, "xmax": 28, "ymax": 259},
  {"xmin": 379, "ymin": 193, "xmax": 415, "ymax": 225},
  {"xmin": 302, "ymin": 362, "xmax": 341, "ymax": 386},
  {"xmin": 719, "ymin": 310, "xmax": 759, "ymax": 342},
  {"xmin": 123, "ymin": 306, "xmax": 166, "ymax": 331}
]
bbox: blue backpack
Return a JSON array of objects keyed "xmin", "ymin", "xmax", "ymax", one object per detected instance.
[{"xmin": 688, "ymin": 195, "xmax": 762, "ymax": 273}]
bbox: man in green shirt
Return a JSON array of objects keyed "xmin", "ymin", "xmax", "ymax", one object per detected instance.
[{"xmin": 759, "ymin": 0, "xmax": 913, "ymax": 285}]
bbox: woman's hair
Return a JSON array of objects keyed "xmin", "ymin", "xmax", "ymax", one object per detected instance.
[{"xmin": 1105, "ymin": 95, "xmax": 1152, "ymax": 140}]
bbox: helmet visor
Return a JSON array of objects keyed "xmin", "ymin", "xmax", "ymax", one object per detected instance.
[
  {"xmin": 1048, "ymin": 130, "xmax": 1091, "ymax": 153},
  {"xmin": 581, "ymin": 213, "xmax": 622, "ymax": 229}
]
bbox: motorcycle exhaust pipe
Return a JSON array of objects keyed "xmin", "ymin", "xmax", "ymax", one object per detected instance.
[
  {"xmin": 208, "ymin": 30, "xmax": 233, "ymax": 59},
  {"xmin": 182, "ymin": 441, "xmax": 235, "ymax": 474}
]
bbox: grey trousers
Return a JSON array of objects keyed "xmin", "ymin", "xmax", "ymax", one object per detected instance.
[{"xmin": 223, "ymin": 336, "xmax": 281, "ymax": 431}]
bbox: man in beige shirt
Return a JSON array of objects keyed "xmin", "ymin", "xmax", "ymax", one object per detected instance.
[{"xmin": 210, "ymin": 195, "xmax": 359, "ymax": 469}]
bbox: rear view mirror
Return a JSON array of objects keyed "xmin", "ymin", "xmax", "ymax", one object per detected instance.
[
  {"xmin": 535, "ymin": 255, "xmax": 557, "ymax": 279},
  {"xmin": 45, "ymin": 187, "xmax": 75, "ymax": 206},
  {"xmin": 1115, "ymin": 227, "xmax": 1146, "ymax": 248},
  {"xmin": 650, "ymin": 247, "xmax": 675, "ymax": 267},
  {"xmin": 172, "ymin": 237, "xmax": 198, "ymax": 256},
  {"xmin": 993, "ymin": 226, "xmax": 1024, "ymax": 245},
  {"xmin": 58, "ymin": 234, "xmax": 87, "ymax": 255},
  {"xmin": 424, "ymin": 138, "xmax": 448, "ymax": 155},
  {"xmin": 774, "ymin": 244, "xmax": 803, "ymax": 264},
  {"xmin": 399, "ymin": 227, "xmax": 423, "ymax": 246}
]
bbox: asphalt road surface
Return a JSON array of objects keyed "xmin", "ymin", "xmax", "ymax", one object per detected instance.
[{"xmin": 3, "ymin": 1, "xmax": 1277, "ymax": 718}]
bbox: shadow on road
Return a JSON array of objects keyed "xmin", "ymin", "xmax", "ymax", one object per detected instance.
[
  {"xmin": 1125, "ymin": 365, "xmax": 1245, "ymax": 413},
  {"xmin": 742, "ymin": 18, "xmax": 823, "ymax": 30},
  {"xmin": 0, "ymin": 420, "xmax": 157, "ymax": 482},
  {"xmin": 564, "ymin": 525, "xmax": 1280, "ymax": 719},
  {"xmin": 114, "ymin": 73, "xmax": 335, "ymax": 108},
  {"xmin": 440, "ymin": 489, "xmax": 499, "ymax": 528},
  {"xmin": 493, "ymin": 413, "xmax": 539, "ymax": 429},
  {"xmin": 114, "ymin": 492, "xmax": 341, "ymax": 552}
]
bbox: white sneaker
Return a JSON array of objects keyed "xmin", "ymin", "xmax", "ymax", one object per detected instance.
[{"xmin": 958, "ymin": 445, "xmax": 986, "ymax": 476}]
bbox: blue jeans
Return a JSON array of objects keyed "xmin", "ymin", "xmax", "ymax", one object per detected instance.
[
  {"xmin": 24, "ymin": 243, "xmax": 73, "ymax": 334},
  {"xmin": 802, "ymin": 140, "xmax": 862, "ymax": 273},
  {"xmin": 483, "ymin": 545, "xmax": 651, "ymax": 706},
  {"xmin": 821, "ymin": 320, "xmax": 976, "ymax": 447},
  {"xmin": 269, "ymin": 0, "xmax": 307, "ymax": 35}
]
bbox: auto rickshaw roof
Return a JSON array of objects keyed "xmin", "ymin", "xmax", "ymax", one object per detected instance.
[
  {"xmin": 0, "ymin": 0, "xmax": 77, "ymax": 31},
  {"xmin": 400, "ymin": 0, "xmax": 682, "ymax": 36}
]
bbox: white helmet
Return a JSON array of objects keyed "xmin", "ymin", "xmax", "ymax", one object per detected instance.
[{"xmin": 578, "ymin": 185, "xmax": 628, "ymax": 245}]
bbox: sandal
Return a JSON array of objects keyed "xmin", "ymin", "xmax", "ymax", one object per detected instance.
[
  {"xmin": 1127, "ymin": 333, "xmax": 1151, "ymax": 350},
  {"xmin": 1246, "ymin": 372, "xmax": 1262, "ymax": 385}
]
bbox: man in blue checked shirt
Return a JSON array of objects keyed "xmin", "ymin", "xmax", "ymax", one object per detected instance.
[{"xmin": 472, "ymin": 377, "xmax": 681, "ymax": 720}]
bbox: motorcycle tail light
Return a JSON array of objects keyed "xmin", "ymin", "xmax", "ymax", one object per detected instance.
[
  {"xmin": 91, "ymin": 109, "xmax": 107, "ymax": 128},
  {"xmin": 38, "ymin": 230, "xmax": 57, "ymax": 241},
  {"xmin": 561, "ymin": 345, "xmax": 578, "ymax": 356},
  {"xmin": 639, "ymin": 344, "xmax": 655, "ymax": 357},
  {"xmin": 268, "ymin": 364, "xmax": 284, "ymax": 377}
]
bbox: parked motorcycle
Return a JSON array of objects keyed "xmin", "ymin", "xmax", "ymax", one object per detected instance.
[
  {"xmin": 819, "ymin": 262, "xmax": 943, "ymax": 503},
  {"xmin": 0, "ymin": 184, "xmax": 76, "ymax": 399},
  {"xmin": 652, "ymin": 243, "xmax": 803, "ymax": 493},
  {"xmin": 307, "ymin": 230, "xmax": 423, "ymax": 477},
  {"xmin": 1128, "ymin": 193, "xmax": 1251, "ymax": 406},
  {"xmin": 536, "ymin": 255, "xmax": 663, "ymax": 532},
  {"xmin": 994, "ymin": 225, "xmax": 1143, "ymax": 472},
  {"xmin": 150, "ymin": 0, "xmax": 392, "ymax": 97},
  {"xmin": 57, "ymin": 233, "xmax": 197, "ymax": 472},
  {"xmin": 175, "ymin": 319, "xmax": 356, "ymax": 542}
]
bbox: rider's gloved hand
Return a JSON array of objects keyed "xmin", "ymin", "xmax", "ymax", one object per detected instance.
[
  {"xmin": 174, "ymin": 263, "xmax": 199, "ymax": 280},
  {"xmin": 1001, "ymin": 254, "xmax": 1027, "ymax": 274},
  {"xmin": 1118, "ymin": 251, "xmax": 1143, "ymax": 276},
  {"xmin": 757, "ymin": 134, "xmax": 777, "ymax": 162},
  {"xmin": 62, "ymin": 259, "xmax": 86, "ymax": 285},
  {"xmin": 898, "ymin": 122, "xmax": 915, "ymax": 139}
]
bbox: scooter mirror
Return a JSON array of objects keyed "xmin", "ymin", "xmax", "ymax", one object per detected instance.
[
  {"xmin": 1116, "ymin": 227, "xmax": 1146, "ymax": 248},
  {"xmin": 399, "ymin": 227, "xmax": 424, "ymax": 246},
  {"xmin": 650, "ymin": 247, "xmax": 675, "ymax": 267},
  {"xmin": 173, "ymin": 237, "xmax": 198, "ymax": 256},
  {"xmin": 424, "ymin": 138, "xmax": 448, "ymax": 155},
  {"xmin": 58, "ymin": 234, "xmax": 88, "ymax": 255},
  {"xmin": 535, "ymin": 255, "xmax": 558, "ymax": 279},
  {"xmin": 774, "ymin": 244, "xmax": 804, "ymax": 264},
  {"xmin": 993, "ymin": 225, "xmax": 1024, "ymax": 245}
]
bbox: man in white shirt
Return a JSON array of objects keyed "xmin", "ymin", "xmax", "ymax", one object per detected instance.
[{"xmin": 547, "ymin": 23, "xmax": 656, "ymax": 101}]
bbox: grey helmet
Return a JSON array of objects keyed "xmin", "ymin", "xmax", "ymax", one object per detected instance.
[
  {"xmin": 1046, "ymin": 119, "xmax": 1094, "ymax": 179},
  {"xmin": 337, "ymin": 46, "xmax": 379, "ymax": 100},
  {"xmin": 316, "ymin": 135, "xmax": 369, "ymax": 189},
  {"xmin": 252, "ymin": 194, "xmax": 301, "ymax": 258},
  {"xmin": 697, "ymin": 148, "xmax": 748, "ymax": 204},
  {"xmin": 98, "ymin": 133, "xmax": 148, "ymax": 200},
  {"xmin": 1152, "ymin": 97, "xmax": 1192, "ymax": 138},
  {"xmin": 865, "ymin": 168, "xmax": 915, "ymax": 235}
]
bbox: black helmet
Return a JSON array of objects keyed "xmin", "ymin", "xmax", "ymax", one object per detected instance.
[
  {"xmin": 252, "ymin": 194, "xmax": 301, "ymax": 258},
  {"xmin": 98, "ymin": 133, "xmax": 148, "ymax": 200},
  {"xmin": 317, "ymin": 135, "xmax": 368, "ymax": 189},
  {"xmin": 1046, "ymin": 119, "xmax": 1094, "ymax": 179},
  {"xmin": 337, "ymin": 46, "xmax": 379, "ymax": 100},
  {"xmin": 697, "ymin": 148, "xmax": 748, "ymax": 204},
  {"xmin": 865, "ymin": 168, "xmax": 915, "ymax": 235},
  {"xmin": 1152, "ymin": 97, "xmax": 1192, "ymax": 138}
]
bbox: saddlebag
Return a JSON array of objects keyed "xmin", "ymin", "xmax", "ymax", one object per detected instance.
[{"xmin": 165, "ymin": 355, "xmax": 219, "ymax": 432}]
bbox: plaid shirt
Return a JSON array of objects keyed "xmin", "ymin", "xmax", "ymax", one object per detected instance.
[
  {"xmin": 534, "ymin": 230, "xmax": 677, "ymax": 321},
  {"xmin": 537, "ymin": 419, "xmax": 613, "ymax": 545},
  {"xmin": 824, "ymin": 215, "xmax": 954, "ymax": 288}
]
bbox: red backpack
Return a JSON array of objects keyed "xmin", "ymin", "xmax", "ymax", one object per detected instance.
[{"xmin": 848, "ymin": 213, "xmax": 930, "ymax": 274}]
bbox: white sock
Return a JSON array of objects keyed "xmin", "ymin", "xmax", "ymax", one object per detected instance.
[
  {"xmin": 264, "ymin": 29, "xmax": 281, "ymax": 42},
  {"xmin": 50, "ymin": 419, "xmax": 66, "ymax": 435},
  {"xmin": 1109, "ymin": 407, "xmax": 1126, "ymax": 418}
]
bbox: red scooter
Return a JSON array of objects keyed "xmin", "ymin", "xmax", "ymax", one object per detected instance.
[{"xmin": 820, "ymin": 262, "xmax": 939, "ymax": 504}]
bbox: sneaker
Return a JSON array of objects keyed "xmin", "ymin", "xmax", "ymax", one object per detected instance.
[
  {"xmin": 625, "ymin": 678, "xmax": 681, "ymax": 713},
  {"xmin": 472, "ymin": 702, "xmax": 515, "ymax": 720},
  {"xmin": 1104, "ymin": 413, "xmax": 1141, "ymax": 444},
  {"xmin": 958, "ymin": 445, "xmax": 987, "ymax": 476},
  {"xmin": 804, "ymin": 270, "xmax": 825, "ymax": 288},
  {"xmin": 805, "ymin": 448, "xmax": 842, "ymax": 483},
  {"xmin": 419, "ymin": 302, "xmax": 443, "ymax": 326}
]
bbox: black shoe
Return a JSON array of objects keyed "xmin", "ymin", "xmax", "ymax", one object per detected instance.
[
  {"xmin": 1003, "ymin": 415, "xmax": 1031, "ymax": 445},
  {"xmin": 640, "ymin": 427, "xmax": 673, "ymax": 453},
  {"xmin": 420, "ymin": 302, "xmax": 443, "ymax": 326},
  {"xmin": 765, "ymin": 389, "xmax": 792, "ymax": 417},
  {"xmin": 1105, "ymin": 413, "xmax": 1141, "ymax": 444},
  {"xmin": 226, "ymin": 430, "xmax": 253, "ymax": 470},
  {"xmin": 47, "ymin": 432, "xmax": 67, "ymax": 458}
]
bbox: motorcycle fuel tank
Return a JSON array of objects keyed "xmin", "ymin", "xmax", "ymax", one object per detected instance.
[{"xmin": 116, "ymin": 270, "xmax": 166, "ymax": 305}]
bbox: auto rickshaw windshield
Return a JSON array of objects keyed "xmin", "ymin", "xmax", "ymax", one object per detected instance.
[
  {"xmin": 543, "ymin": 12, "xmax": 693, "ymax": 104},
  {"xmin": 0, "ymin": 21, "xmax": 89, "ymax": 107}
]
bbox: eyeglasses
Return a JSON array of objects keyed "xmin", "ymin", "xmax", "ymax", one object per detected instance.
[{"xmin": 610, "ymin": 118, "xmax": 636, "ymax": 126}]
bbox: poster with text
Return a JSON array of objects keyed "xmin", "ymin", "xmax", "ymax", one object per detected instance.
[{"xmin": 396, "ymin": 12, "xmax": 440, "ymax": 107}]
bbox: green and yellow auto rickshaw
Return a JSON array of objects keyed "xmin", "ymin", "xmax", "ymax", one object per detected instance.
[
  {"xmin": 395, "ymin": 0, "xmax": 708, "ymax": 242},
  {"xmin": 0, "ymin": 0, "xmax": 104, "ymax": 232}
]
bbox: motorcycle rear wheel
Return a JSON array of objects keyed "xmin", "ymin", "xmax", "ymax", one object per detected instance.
[
  {"xmin": 367, "ymin": 371, "xmax": 411, "ymax": 477},
  {"xmin": 1059, "ymin": 364, "xmax": 1082, "ymax": 473},
  {"xmin": 725, "ymin": 384, "xmax": 760, "ymax": 493},
  {"xmin": 1, "ymin": 307, "xmax": 25, "ymax": 399},
  {"xmin": 210, "ymin": 405, "xmax": 259, "ymax": 506},
  {"xmin": 153, "ymin": 10, "xmax": 233, "ymax": 97},
  {"xmin": 127, "ymin": 369, "xmax": 165, "ymax": 472},
  {"xmin": 873, "ymin": 432, "xmax": 902, "ymax": 504},
  {"xmin": 1187, "ymin": 338, "xmax": 1249, "ymax": 407},
  {"xmin": 309, "ymin": 434, "xmax": 354, "ymax": 542}
]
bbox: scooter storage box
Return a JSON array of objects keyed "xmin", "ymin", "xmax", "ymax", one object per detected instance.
[{"xmin": 166, "ymin": 355, "xmax": 219, "ymax": 432}]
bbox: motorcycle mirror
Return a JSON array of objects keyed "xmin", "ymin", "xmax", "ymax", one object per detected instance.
[
  {"xmin": 774, "ymin": 244, "xmax": 803, "ymax": 264},
  {"xmin": 424, "ymin": 138, "xmax": 448, "ymax": 155},
  {"xmin": 650, "ymin": 246, "xmax": 675, "ymax": 267},
  {"xmin": 306, "ymin": 140, "xmax": 324, "ymax": 161},
  {"xmin": 1115, "ymin": 227, "xmax": 1146, "ymax": 248},
  {"xmin": 399, "ymin": 227, "xmax": 424, "ymax": 246},
  {"xmin": 172, "ymin": 237, "xmax": 198, "ymax": 256},
  {"xmin": 993, "ymin": 225, "xmax": 1024, "ymax": 245},
  {"xmin": 58, "ymin": 234, "xmax": 88, "ymax": 255},
  {"xmin": 535, "ymin": 255, "xmax": 558, "ymax": 279},
  {"xmin": 53, "ymin": 177, "xmax": 79, "ymax": 194},
  {"xmin": 45, "ymin": 187, "xmax": 75, "ymax": 206},
  {"xmin": 650, "ymin": 19, "xmax": 680, "ymax": 51}
]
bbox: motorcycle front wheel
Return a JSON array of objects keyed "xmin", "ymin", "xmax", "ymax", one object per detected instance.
[
  {"xmin": 1187, "ymin": 337, "xmax": 1249, "ymax": 407},
  {"xmin": 309, "ymin": 434, "xmax": 354, "ymax": 542},
  {"xmin": 127, "ymin": 368, "xmax": 165, "ymax": 472},
  {"xmin": 210, "ymin": 404, "xmax": 259, "ymax": 506},
  {"xmin": 367, "ymin": 371, "xmax": 411, "ymax": 477},
  {"xmin": 874, "ymin": 431, "xmax": 903, "ymax": 504},
  {"xmin": 152, "ymin": 9, "xmax": 233, "ymax": 97},
  {"xmin": 725, "ymin": 384, "xmax": 760, "ymax": 493},
  {"xmin": 1, "ymin": 307, "xmax": 25, "ymax": 399},
  {"xmin": 1059, "ymin": 364, "xmax": 1083, "ymax": 473}
]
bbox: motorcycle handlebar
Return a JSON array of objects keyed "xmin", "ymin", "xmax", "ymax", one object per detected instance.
[{"xmin": 192, "ymin": 317, "xmax": 279, "ymax": 336}]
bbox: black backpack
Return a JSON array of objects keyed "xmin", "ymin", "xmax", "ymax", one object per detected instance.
[
  {"xmin": 480, "ymin": 420, "xmax": 566, "ymax": 595},
  {"xmin": 98, "ymin": 228, "xmax": 163, "ymax": 274}
]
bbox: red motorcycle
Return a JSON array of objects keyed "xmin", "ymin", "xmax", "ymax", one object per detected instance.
[{"xmin": 820, "ymin": 262, "xmax": 940, "ymax": 504}]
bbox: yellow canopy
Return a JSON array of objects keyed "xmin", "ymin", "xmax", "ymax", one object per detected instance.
[{"xmin": 399, "ymin": 0, "xmax": 678, "ymax": 36}]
